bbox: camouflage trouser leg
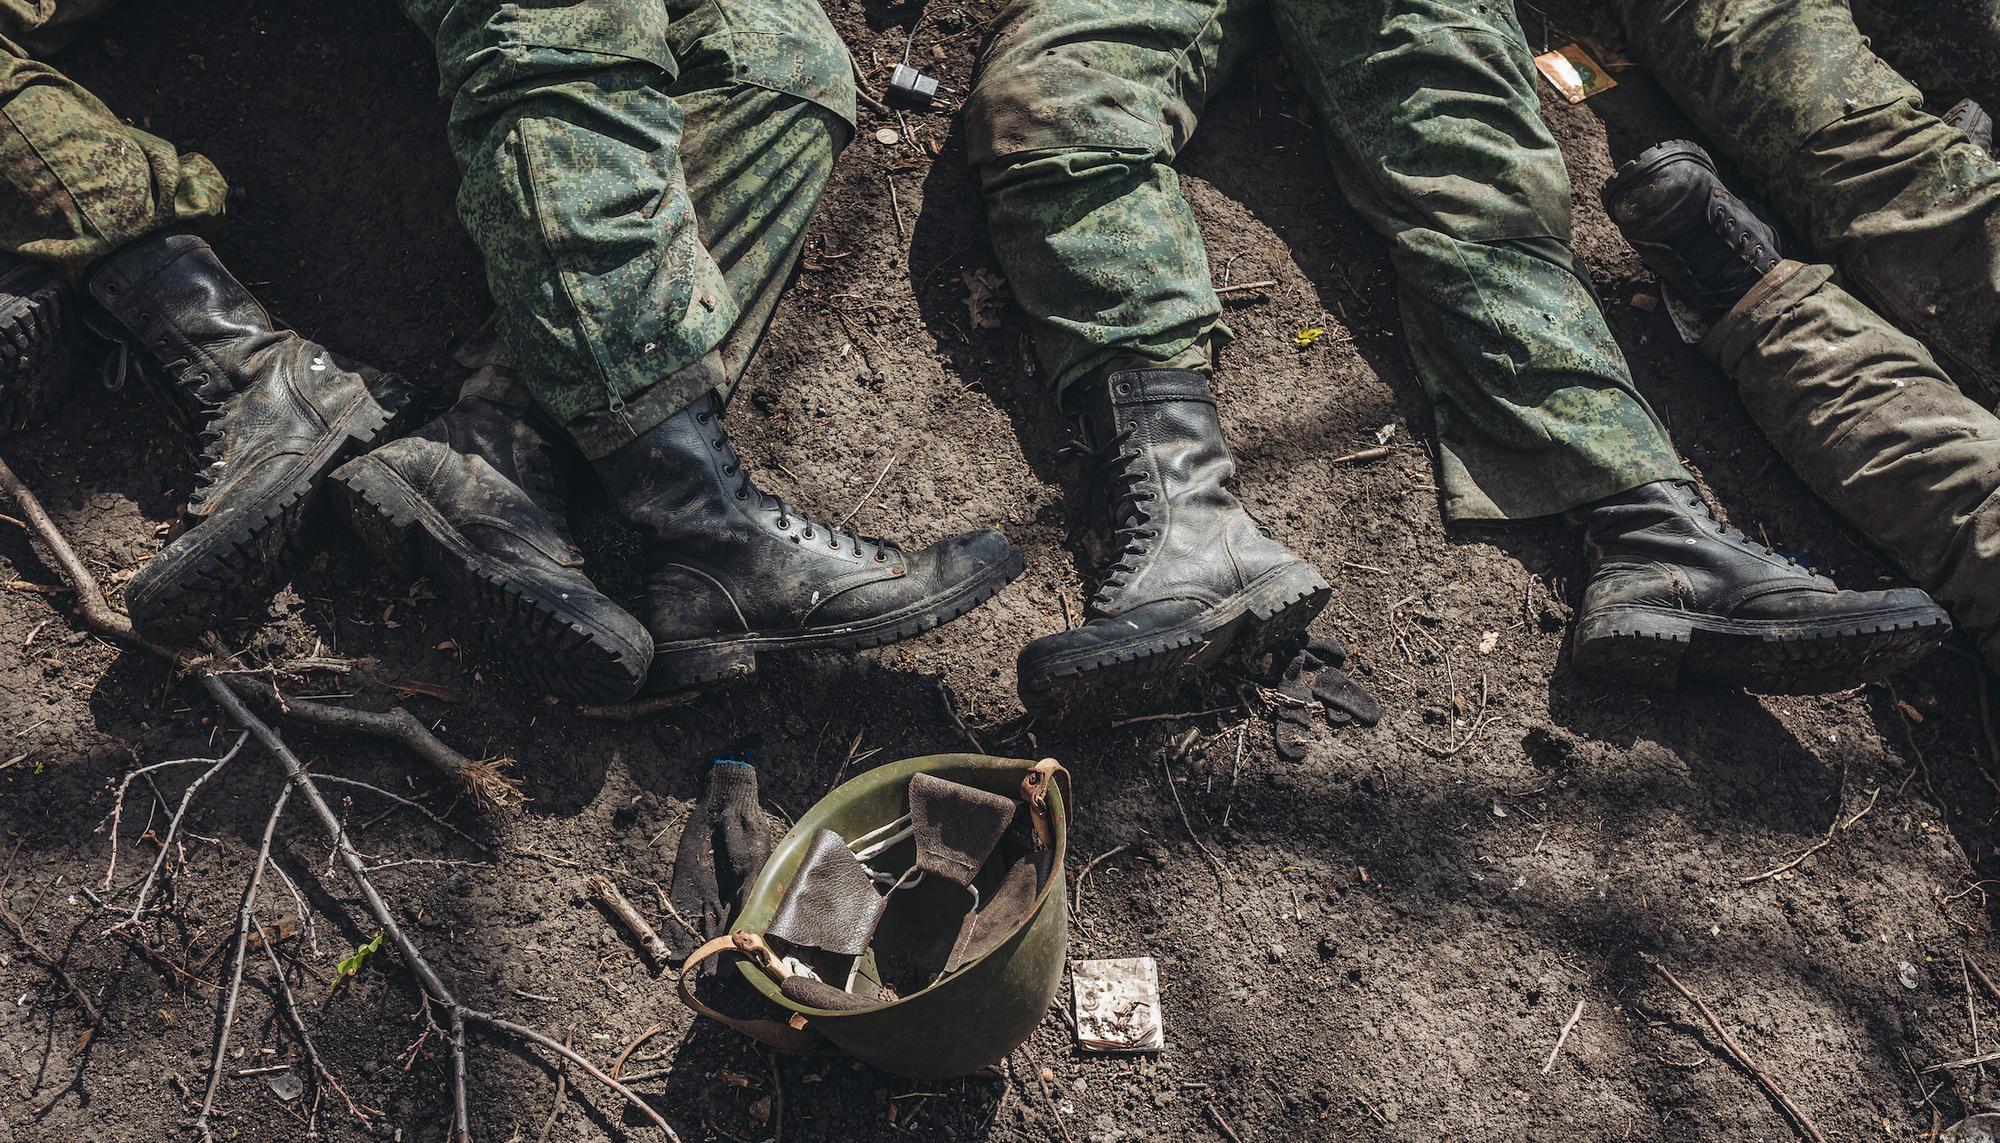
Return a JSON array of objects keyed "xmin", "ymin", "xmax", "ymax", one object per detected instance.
[
  {"xmin": 1615, "ymin": 0, "xmax": 2000, "ymax": 406},
  {"xmin": 1706, "ymin": 260, "xmax": 2000, "ymax": 669},
  {"xmin": 964, "ymin": 0, "xmax": 1266, "ymax": 399},
  {"xmin": 0, "ymin": 0, "xmax": 227, "ymax": 279},
  {"xmin": 1850, "ymin": 0, "xmax": 2000, "ymax": 110},
  {"xmin": 966, "ymin": 0, "xmax": 1684, "ymax": 521},
  {"xmin": 403, "ymin": 0, "xmax": 855, "ymax": 459},
  {"xmin": 1271, "ymin": 0, "xmax": 1683, "ymax": 520}
]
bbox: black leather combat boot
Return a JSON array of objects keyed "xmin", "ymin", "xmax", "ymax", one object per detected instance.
[
  {"xmin": 1601, "ymin": 140, "xmax": 1781, "ymax": 319},
  {"xmin": 1017, "ymin": 369, "xmax": 1331, "ymax": 717},
  {"xmin": 1946, "ymin": 99, "xmax": 1995, "ymax": 156},
  {"xmin": 87, "ymin": 233, "xmax": 409, "ymax": 643},
  {"xmin": 596, "ymin": 391, "xmax": 1025, "ymax": 692},
  {"xmin": 0, "ymin": 252, "xmax": 76, "ymax": 433},
  {"xmin": 332, "ymin": 365, "xmax": 652, "ymax": 702},
  {"xmin": 1568, "ymin": 480, "xmax": 1950, "ymax": 691}
]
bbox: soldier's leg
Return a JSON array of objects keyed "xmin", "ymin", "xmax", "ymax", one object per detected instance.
[
  {"xmin": 1269, "ymin": 0, "xmax": 1681, "ymax": 523},
  {"xmin": 964, "ymin": 0, "xmax": 1264, "ymax": 399},
  {"xmin": 1708, "ymin": 260, "xmax": 2000, "ymax": 669},
  {"xmin": 377, "ymin": 0, "xmax": 1019, "ymax": 697},
  {"xmin": 963, "ymin": 0, "xmax": 1332, "ymax": 719},
  {"xmin": 0, "ymin": 25, "xmax": 226, "ymax": 277},
  {"xmin": 1273, "ymin": 0, "xmax": 1947, "ymax": 690},
  {"xmin": 401, "ymin": 0, "xmax": 735, "ymax": 458},
  {"xmin": 1613, "ymin": 0, "xmax": 2000, "ymax": 405},
  {"xmin": 665, "ymin": 0, "xmax": 855, "ymax": 395},
  {"xmin": 1850, "ymin": 0, "xmax": 2000, "ymax": 112}
]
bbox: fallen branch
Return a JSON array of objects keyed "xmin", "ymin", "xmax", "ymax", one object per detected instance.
[
  {"xmin": 1328, "ymin": 445, "xmax": 1393, "ymax": 465},
  {"xmin": 0, "ymin": 451, "xmax": 516, "ymax": 811},
  {"xmin": 232, "ymin": 676, "xmax": 521, "ymax": 812},
  {"xmin": 1542, "ymin": 999, "xmax": 1584, "ymax": 1074},
  {"xmin": 1644, "ymin": 955, "xmax": 1826, "ymax": 1143},
  {"xmin": 1740, "ymin": 786, "xmax": 1881, "ymax": 885},
  {"xmin": 586, "ymin": 874, "xmax": 671, "ymax": 973},
  {"xmin": 116, "ymin": 733, "xmax": 251, "ymax": 930},
  {"xmin": 201, "ymin": 677, "xmax": 680, "ymax": 1141},
  {"xmin": 1212, "ymin": 279, "xmax": 1277, "ymax": 297},
  {"xmin": 577, "ymin": 692, "xmax": 698, "ymax": 722},
  {"xmin": 255, "ymin": 919, "xmax": 380, "ymax": 1128},
  {"xmin": 0, "ymin": 871, "xmax": 104, "ymax": 1052},
  {"xmin": 195, "ymin": 783, "xmax": 292, "ymax": 1141}
]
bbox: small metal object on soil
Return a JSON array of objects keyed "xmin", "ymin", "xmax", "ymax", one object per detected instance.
[
  {"xmin": 1072, "ymin": 956, "xmax": 1163, "ymax": 1053},
  {"xmin": 886, "ymin": 63, "xmax": 938, "ymax": 110},
  {"xmin": 874, "ymin": 127, "xmax": 901, "ymax": 146}
]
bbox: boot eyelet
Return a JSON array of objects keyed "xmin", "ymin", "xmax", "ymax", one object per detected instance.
[
  {"xmin": 874, "ymin": 552, "xmax": 887, "ymax": 562},
  {"xmin": 724, "ymin": 464, "xmax": 737, "ymax": 475},
  {"xmin": 802, "ymin": 527, "xmax": 815, "ymax": 539},
  {"xmin": 104, "ymin": 282, "xmax": 120, "ymax": 296},
  {"xmin": 736, "ymin": 489, "xmax": 749, "ymax": 500},
  {"xmin": 711, "ymin": 437, "xmax": 724, "ymax": 449},
  {"xmin": 696, "ymin": 412, "xmax": 709, "ymax": 424}
]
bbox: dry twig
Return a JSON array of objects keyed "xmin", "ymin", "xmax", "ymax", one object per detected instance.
[
  {"xmin": 195, "ymin": 785, "xmax": 293, "ymax": 1141},
  {"xmin": 1541, "ymin": 999, "xmax": 1585, "ymax": 1074},
  {"xmin": 1739, "ymin": 786, "xmax": 1881, "ymax": 885},
  {"xmin": 586, "ymin": 874, "xmax": 672, "ymax": 973},
  {"xmin": 1644, "ymin": 955, "xmax": 1827, "ymax": 1143}
]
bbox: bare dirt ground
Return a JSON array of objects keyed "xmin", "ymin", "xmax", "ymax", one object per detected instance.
[{"xmin": 5, "ymin": 1, "xmax": 2000, "ymax": 1140}]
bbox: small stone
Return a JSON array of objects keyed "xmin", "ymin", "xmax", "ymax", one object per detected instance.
[
  {"xmin": 1268, "ymin": 943, "xmax": 1286, "ymax": 962},
  {"xmin": 874, "ymin": 127, "xmax": 901, "ymax": 146}
]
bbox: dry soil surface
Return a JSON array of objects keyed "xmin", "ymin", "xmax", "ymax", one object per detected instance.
[{"xmin": 5, "ymin": 2, "xmax": 2000, "ymax": 1141}]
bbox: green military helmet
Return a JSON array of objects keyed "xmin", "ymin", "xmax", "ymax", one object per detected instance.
[{"xmin": 678, "ymin": 753, "xmax": 1070, "ymax": 1079}]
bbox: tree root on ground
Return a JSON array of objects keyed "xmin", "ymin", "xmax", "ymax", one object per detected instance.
[{"xmin": 1, "ymin": 450, "xmax": 674, "ymax": 1139}]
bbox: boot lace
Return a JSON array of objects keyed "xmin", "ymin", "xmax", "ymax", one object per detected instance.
[
  {"xmin": 694, "ymin": 406, "xmax": 901, "ymax": 564},
  {"xmin": 1079, "ymin": 424, "xmax": 1159, "ymax": 608},
  {"xmin": 1679, "ymin": 486, "xmax": 1809, "ymax": 574}
]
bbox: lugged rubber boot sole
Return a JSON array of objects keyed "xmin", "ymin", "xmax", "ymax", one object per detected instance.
[
  {"xmin": 124, "ymin": 383, "xmax": 411, "ymax": 645},
  {"xmin": 331, "ymin": 455, "xmax": 652, "ymax": 704},
  {"xmin": 645, "ymin": 545, "xmax": 1029, "ymax": 693},
  {"xmin": 0, "ymin": 260, "xmax": 76, "ymax": 433},
  {"xmin": 1571, "ymin": 600, "xmax": 1952, "ymax": 694},
  {"xmin": 1018, "ymin": 560, "xmax": 1332, "ymax": 720}
]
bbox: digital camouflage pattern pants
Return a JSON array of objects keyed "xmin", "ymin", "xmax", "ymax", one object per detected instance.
[
  {"xmin": 401, "ymin": 0, "xmax": 856, "ymax": 457},
  {"xmin": 0, "ymin": 0, "xmax": 228, "ymax": 279},
  {"xmin": 965, "ymin": 0, "xmax": 1688, "ymax": 522},
  {"xmin": 1614, "ymin": 0, "xmax": 2000, "ymax": 405}
]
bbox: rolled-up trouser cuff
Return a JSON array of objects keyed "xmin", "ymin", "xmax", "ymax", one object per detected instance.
[{"xmin": 1703, "ymin": 259, "xmax": 1830, "ymax": 373}]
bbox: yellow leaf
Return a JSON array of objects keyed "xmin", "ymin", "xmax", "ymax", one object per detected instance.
[{"xmin": 1295, "ymin": 327, "xmax": 1325, "ymax": 348}]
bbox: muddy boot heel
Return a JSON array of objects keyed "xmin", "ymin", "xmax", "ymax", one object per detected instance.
[
  {"xmin": 331, "ymin": 458, "xmax": 425, "ymax": 575},
  {"xmin": 1570, "ymin": 610, "xmax": 1690, "ymax": 686}
]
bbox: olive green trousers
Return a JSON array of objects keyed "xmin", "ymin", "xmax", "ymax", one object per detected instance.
[
  {"xmin": 1708, "ymin": 262, "xmax": 2000, "ymax": 669},
  {"xmin": 966, "ymin": 0, "xmax": 1689, "ymax": 521}
]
